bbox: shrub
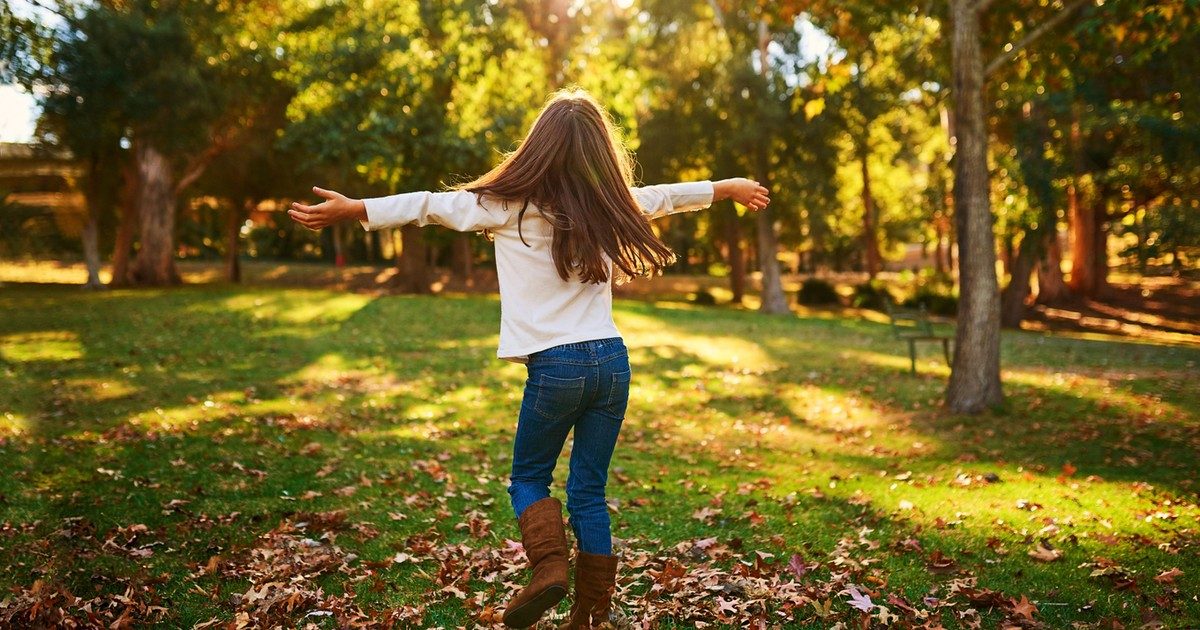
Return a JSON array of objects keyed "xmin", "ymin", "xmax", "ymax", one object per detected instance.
[
  {"xmin": 797, "ymin": 278, "xmax": 840, "ymax": 306},
  {"xmin": 904, "ymin": 286, "xmax": 959, "ymax": 316},
  {"xmin": 691, "ymin": 289, "xmax": 718, "ymax": 305},
  {"xmin": 851, "ymin": 280, "xmax": 895, "ymax": 311}
]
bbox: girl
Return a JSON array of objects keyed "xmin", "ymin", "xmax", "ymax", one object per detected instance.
[{"xmin": 288, "ymin": 89, "xmax": 769, "ymax": 629}]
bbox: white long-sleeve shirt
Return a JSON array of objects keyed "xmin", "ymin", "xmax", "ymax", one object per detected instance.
[{"xmin": 360, "ymin": 180, "xmax": 714, "ymax": 362}]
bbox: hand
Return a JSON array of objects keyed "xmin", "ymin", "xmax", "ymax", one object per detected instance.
[
  {"xmin": 288, "ymin": 186, "xmax": 367, "ymax": 230},
  {"xmin": 714, "ymin": 178, "xmax": 770, "ymax": 211}
]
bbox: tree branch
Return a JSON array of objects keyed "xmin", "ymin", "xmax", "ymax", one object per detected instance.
[
  {"xmin": 985, "ymin": 0, "xmax": 1089, "ymax": 76},
  {"xmin": 174, "ymin": 111, "xmax": 255, "ymax": 195}
]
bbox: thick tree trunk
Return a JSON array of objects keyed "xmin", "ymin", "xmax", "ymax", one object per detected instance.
[
  {"xmin": 129, "ymin": 141, "xmax": 181, "ymax": 286},
  {"xmin": 1065, "ymin": 109, "xmax": 1109, "ymax": 297},
  {"xmin": 723, "ymin": 206, "xmax": 746, "ymax": 303},
  {"xmin": 396, "ymin": 224, "xmax": 432, "ymax": 294},
  {"xmin": 945, "ymin": 0, "xmax": 1003, "ymax": 412},
  {"xmin": 860, "ymin": 150, "xmax": 882, "ymax": 278},
  {"xmin": 452, "ymin": 233, "xmax": 474, "ymax": 287},
  {"xmin": 1067, "ymin": 180, "xmax": 1097, "ymax": 295},
  {"xmin": 1036, "ymin": 229, "xmax": 1068, "ymax": 303},
  {"xmin": 110, "ymin": 161, "xmax": 139, "ymax": 287}
]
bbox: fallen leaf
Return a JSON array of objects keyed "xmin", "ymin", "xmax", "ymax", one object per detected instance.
[
  {"xmin": 1028, "ymin": 542, "xmax": 1062, "ymax": 562},
  {"xmin": 845, "ymin": 585, "xmax": 874, "ymax": 612},
  {"xmin": 1011, "ymin": 594, "xmax": 1038, "ymax": 620},
  {"xmin": 1153, "ymin": 567, "xmax": 1182, "ymax": 584}
]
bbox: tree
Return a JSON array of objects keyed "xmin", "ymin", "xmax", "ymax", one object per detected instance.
[
  {"xmin": 3, "ymin": 0, "xmax": 111, "ymax": 288},
  {"xmin": 939, "ymin": 0, "xmax": 1094, "ymax": 412},
  {"xmin": 22, "ymin": 1, "xmax": 288, "ymax": 286},
  {"xmin": 279, "ymin": 0, "xmax": 548, "ymax": 292}
]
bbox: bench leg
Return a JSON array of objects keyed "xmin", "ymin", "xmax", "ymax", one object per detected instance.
[{"xmin": 908, "ymin": 339, "xmax": 917, "ymax": 375}]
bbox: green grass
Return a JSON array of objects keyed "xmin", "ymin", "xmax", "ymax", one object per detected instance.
[{"xmin": 0, "ymin": 284, "xmax": 1197, "ymax": 628}]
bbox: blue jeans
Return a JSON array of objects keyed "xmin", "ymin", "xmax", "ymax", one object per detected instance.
[{"xmin": 508, "ymin": 337, "xmax": 630, "ymax": 556}]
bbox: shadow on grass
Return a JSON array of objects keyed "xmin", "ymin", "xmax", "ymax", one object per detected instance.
[
  {"xmin": 1, "ymin": 288, "xmax": 1197, "ymax": 627},
  {"xmin": 620, "ymin": 301, "xmax": 1200, "ymax": 496}
]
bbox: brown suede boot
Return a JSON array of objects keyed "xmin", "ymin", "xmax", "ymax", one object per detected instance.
[
  {"xmin": 558, "ymin": 550, "xmax": 619, "ymax": 629},
  {"xmin": 502, "ymin": 497, "xmax": 569, "ymax": 628}
]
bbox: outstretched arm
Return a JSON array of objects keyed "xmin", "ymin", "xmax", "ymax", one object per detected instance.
[
  {"xmin": 289, "ymin": 186, "xmax": 505, "ymax": 232},
  {"xmin": 632, "ymin": 178, "xmax": 769, "ymax": 220}
]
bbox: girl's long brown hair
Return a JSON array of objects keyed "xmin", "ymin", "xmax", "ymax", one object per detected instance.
[{"xmin": 457, "ymin": 89, "xmax": 675, "ymax": 284}]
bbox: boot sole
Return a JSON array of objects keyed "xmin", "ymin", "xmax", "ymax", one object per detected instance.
[{"xmin": 502, "ymin": 583, "xmax": 568, "ymax": 628}]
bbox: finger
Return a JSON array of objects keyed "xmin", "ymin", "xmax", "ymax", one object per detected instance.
[
  {"xmin": 312, "ymin": 186, "xmax": 338, "ymax": 200},
  {"xmin": 291, "ymin": 201, "xmax": 318, "ymax": 213},
  {"xmin": 756, "ymin": 186, "xmax": 770, "ymax": 195},
  {"xmin": 288, "ymin": 209, "xmax": 312, "ymax": 222},
  {"xmin": 753, "ymin": 194, "xmax": 770, "ymax": 206}
]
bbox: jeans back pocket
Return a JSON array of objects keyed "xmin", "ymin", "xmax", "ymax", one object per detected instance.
[
  {"xmin": 533, "ymin": 373, "xmax": 586, "ymax": 419},
  {"xmin": 605, "ymin": 369, "xmax": 632, "ymax": 416}
]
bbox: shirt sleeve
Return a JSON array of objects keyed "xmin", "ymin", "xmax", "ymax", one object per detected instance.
[
  {"xmin": 358, "ymin": 190, "xmax": 508, "ymax": 232},
  {"xmin": 630, "ymin": 180, "xmax": 715, "ymax": 220}
]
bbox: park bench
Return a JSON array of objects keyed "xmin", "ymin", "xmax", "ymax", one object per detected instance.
[{"xmin": 884, "ymin": 302, "xmax": 952, "ymax": 375}]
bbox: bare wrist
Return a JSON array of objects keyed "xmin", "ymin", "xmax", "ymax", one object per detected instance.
[{"xmin": 713, "ymin": 179, "xmax": 731, "ymax": 202}]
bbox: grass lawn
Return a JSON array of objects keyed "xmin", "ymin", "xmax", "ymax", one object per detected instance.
[{"xmin": 0, "ymin": 284, "xmax": 1197, "ymax": 628}]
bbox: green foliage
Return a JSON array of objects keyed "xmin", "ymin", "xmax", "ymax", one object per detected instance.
[
  {"xmin": 0, "ymin": 192, "xmax": 70, "ymax": 258},
  {"xmin": 850, "ymin": 278, "xmax": 894, "ymax": 310},
  {"xmin": 6, "ymin": 0, "xmax": 1199, "ymax": 279},
  {"xmin": 797, "ymin": 277, "xmax": 840, "ymax": 305},
  {"xmin": 903, "ymin": 285, "xmax": 959, "ymax": 317}
]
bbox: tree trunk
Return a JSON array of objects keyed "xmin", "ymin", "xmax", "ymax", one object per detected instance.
[
  {"xmin": 396, "ymin": 224, "xmax": 432, "ymax": 294},
  {"xmin": 1065, "ymin": 108, "xmax": 1107, "ymax": 297},
  {"xmin": 452, "ymin": 232, "xmax": 474, "ymax": 287},
  {"xmin": 1067, "ymin": 181, "xmax": 1098, "ymax": 295},
  {"xmin": 226, "ymin": 198, "xmax": 248, "ymax": 282},
  {"xmin": 129, "ymin": 140, "xmax": 181, "ymax": 286},
  {"xmin": 1036, "ymin": 229, "xmax": 1068, "ymax": 303},
  {"xmin": 367, "ymin": 230, "xmax": 381, "ymax": 264},
  {"xmin": 110, "ymin": 161, "xmax": 139, "ymax": 287},
  {"xmin": 754, "ymin": 19, "xmax": 790, "ymax": 314},
  {"xmin": 934, "ymin": 216, "xmax": 947, "ymax": 274},
  {"xmin": 81, "ymin": 152, "xmax": 104, "ymax": 290},
  {"xmin": 753, "ymin": 185, "xmax": 789, "ymax": 313},
  {"xmin": 1090, "ymin": 194, "xmax": 1109, "ymax": 294},
  {"xmin": 723, "ymin": 205, "xmax": 746, "ymax": 303},
  {"xmin": 82, "ymin": 209, "xmax": 103, "ymax": 289},
  {"xmin": 1000, "ymin": 235, "xmax": 1037, "ymax": 328},
  {"xmin": 332, "ymin": 223, "xmax": 346, "ymax": 267},
  {"xmin": 860, "ymin": 149, "xmax": 882, "ymax": 278},
  {"xmin": 945, "ymin": 0, "xmax": 1003, "ymax": 413}
]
